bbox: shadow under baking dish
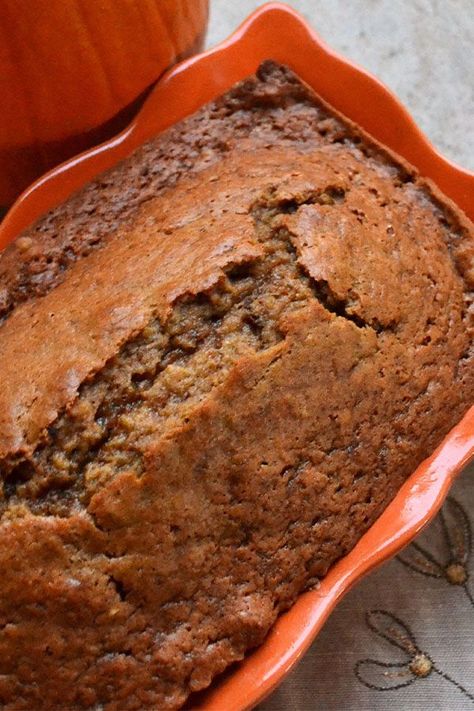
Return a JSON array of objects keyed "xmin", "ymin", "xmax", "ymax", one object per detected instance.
[{"xmin": 0, "ymin": 4, "xmax": 473, "ymax": 710}]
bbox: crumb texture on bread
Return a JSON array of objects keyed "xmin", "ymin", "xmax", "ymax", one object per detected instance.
[{"xmin": 0, "ymin": 61, "xmax": 472, "ymax": 710}]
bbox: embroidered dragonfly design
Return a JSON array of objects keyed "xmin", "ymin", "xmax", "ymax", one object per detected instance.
[
  {"xmin": 397, "ymin": 496, "xmax": 473, "ymax": 607},
  {"xmin": 355, "ymin": 609, "xmax": 474, "ymax": 702}
]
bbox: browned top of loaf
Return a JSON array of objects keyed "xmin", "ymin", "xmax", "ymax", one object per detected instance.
[
  {"xmin": 3, "ymin": 60, "xmax": 471, "ymax": 327},
  {"xmin": 0, "ymin": 61, "xmax": 472, "ymax": 711}
]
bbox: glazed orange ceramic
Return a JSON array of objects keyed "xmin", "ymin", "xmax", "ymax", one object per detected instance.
[
  {"xmin": 1, "ymin": 4, "xmax": 473, "ymax": 710},
  {"xmin": 0, "ymin": 0, "xmax": 209, "ymax": 206}
]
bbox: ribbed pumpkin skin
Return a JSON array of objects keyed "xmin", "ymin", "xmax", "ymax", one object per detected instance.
[{"xmin": 0, "ymin": 0, "xmax": 209, "ymax": 206}]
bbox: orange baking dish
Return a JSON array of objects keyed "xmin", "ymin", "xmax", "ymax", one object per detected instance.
[{"xmin": 1, "ymin": 4, "xmax": 473, "ymax": 710}]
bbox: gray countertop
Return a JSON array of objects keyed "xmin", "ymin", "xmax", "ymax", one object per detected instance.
[{"xmin": 207, "ymin": 0, "xmax": 473, "ymax": 171}]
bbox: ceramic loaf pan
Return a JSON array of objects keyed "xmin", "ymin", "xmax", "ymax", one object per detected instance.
[{"xmin": 0, "ymin": 4, "xmax": 473, "ymax": 710}]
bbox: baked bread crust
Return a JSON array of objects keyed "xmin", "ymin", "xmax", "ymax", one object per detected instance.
[{"xmin": 0, "ymin": 62, "xmax": 472, "ymax": 710}]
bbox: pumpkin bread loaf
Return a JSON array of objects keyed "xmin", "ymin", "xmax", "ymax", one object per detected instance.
[{"xmin": 0, "ymin": 62, "xmax": 472, "ymax": 710}]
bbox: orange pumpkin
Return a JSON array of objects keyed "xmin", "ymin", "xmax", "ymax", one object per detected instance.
[{"xmin": 0, "ymin": 0, "xmax": 209, "ymax": 207}]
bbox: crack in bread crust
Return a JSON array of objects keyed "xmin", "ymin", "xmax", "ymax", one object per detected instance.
[{"xmin": 1, "ymin": 188, "xmax": 380, "ymax": 517}]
